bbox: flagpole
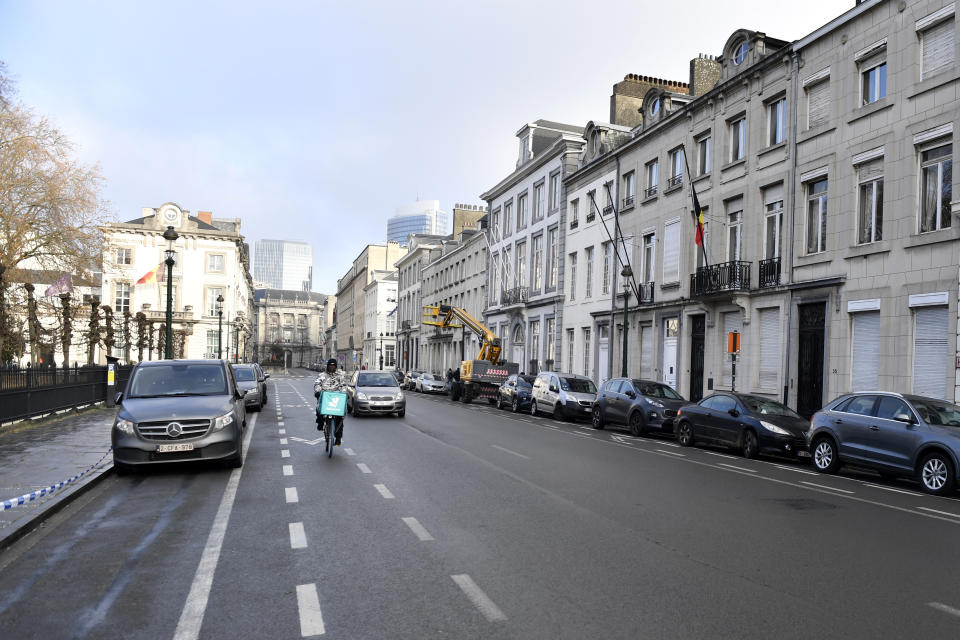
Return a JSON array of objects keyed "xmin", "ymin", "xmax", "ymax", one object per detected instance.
[{"xmin": 682, "ymin": 145, "xmax": 710, "ymax": 268}]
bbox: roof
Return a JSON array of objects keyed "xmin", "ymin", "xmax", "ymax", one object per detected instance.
[
  {"xmin": 119, "ymin": 214, "xmax": 220, "ymax": 231},
  {"xmin": 254, "ymin": 289, "xmax": 327, "ymax": 304}
]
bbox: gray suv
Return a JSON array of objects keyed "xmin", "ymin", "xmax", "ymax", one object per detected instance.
[{"xmin": 808, "ymin": 392, "xmax": 960, "ymax": 495}]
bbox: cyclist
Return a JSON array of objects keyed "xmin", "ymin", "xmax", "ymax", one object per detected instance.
[{"xmin": 314, "ymin": 358, "xmax": 348, "ymax": 445}]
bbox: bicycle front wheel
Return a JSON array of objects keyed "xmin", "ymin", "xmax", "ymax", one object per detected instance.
[{"xmin": 325, "ymin": 418, "xmax": 334, "ymax": 458}]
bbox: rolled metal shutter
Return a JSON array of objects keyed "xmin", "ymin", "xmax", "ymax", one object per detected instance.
[
  {"xmin": 640, "ymin": 325, "xmax": 653, "ymax": 378},
  {"xmin": 721, "ymin": 311, "xmax": 742, "ymax": 388},
  {"xmin": 913, "ymin": 306, "xmax": 948, "ymax": 399},
  {"xmin": 758, "ymin": 308, "xmax": 780, "ymax": 387},
  {"xmin": 851, "ymin": 311, "xmax": 880, "ymax": 391},
  {"xmin": 663, "ymin": 220, "xmax": 680, "ymax": 283},
  {"xmin": 807, "ymin": 80, "xmax": 830, "ymax": 128},
  {"xmin": 922, "ymin": 19, "xmax": 955, "ymax": 79}
]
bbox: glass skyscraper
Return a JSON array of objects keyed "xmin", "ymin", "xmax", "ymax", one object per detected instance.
[
  {"xmin": 387, "ymin": 200, "xmax": 449, "ymax": 244},
  {"xmin": 253, "ymin": 240, "xmax": 313, "ymax": 291}
]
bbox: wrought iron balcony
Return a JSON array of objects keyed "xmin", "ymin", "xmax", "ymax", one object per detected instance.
[
  {"xmin": 622, "ymin": 195, "xmax": 635, "ymax": 208},
  {"xmin": 667, "ymin": 174, "xmax": 683, "ymax": 188},
  {"xmin": 603, "ymin": 204, "xmax": 614, "ymax": 215},
  {"xmin": 759, "ymin": 257, "xmax": 781, "ymax": 288},
  {"xmin": 690, "ymin": 261, "xmax": 751, "ymax": 297},
  {"xmin": 637, "ymin": 281, "xmax": 655, "ymax": 304},
  {"xmin": 569, "ymin": 218, "xmax": 579, "ymax": 229},
  {"xmin": 644, "ymin": 185, "xmax": 658, "ymax": 198},
  {"xmin": 500, "ymin": 286, "xmax": 528, "ymax": 306},
  {"xmin": 586, "ymin": 211, "xmax": 596, "ymax": 222}
]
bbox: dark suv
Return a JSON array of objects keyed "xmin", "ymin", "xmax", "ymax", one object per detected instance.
[
  {"xmin": 592, "ymin": 378, "xmax": 686, "ymax": 436},
  {"xmin": 808, "ymin": 392, "xmax": 960, "ymax": 495}
]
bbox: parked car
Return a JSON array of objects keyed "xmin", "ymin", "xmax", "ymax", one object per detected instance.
[
  {"xmin": 807, "ymin": 392, "xmax": 960, "ymax": 495},
  {"xmin": 230, "ymin": 364, "xmax": 263, "ymax": 412},
  {"xmin": 403, "ymin": 371, "xmax": 423, "ymax": 390},
  {"xmin": 252, "ymin": 362, "xmax": 269, "ymax": 405},
  {"xmin": 675, "ymin": 392, "xmax": 809, "ymax": 460},
  {"xmin": 389, "ymin": 370, "xmax": 405, "ymax": 386},
  {"xmin": 592, "ymin": 378, "xmax": 686, "ymax": 436},
  {"xmin": 347, "ymin": 370, "xmax": 406, "ymax": 417},
  {"xmin": 417, "ymin": 373, "xmax": 446, "ymax": 393},
  {"xmin": 111, "ymin": 359, "xmax": 247, "ymax": 473},
  {"xmin": 495, "ymin": 374, "xmax": 536, "ymax": 412},
  {"xmin": 530, "ymin": 372, "xmax": 597, "ymax": 421}
]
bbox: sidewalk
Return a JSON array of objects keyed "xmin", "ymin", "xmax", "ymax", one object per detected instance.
[{"xmin": 0, "ymin": 405, "xmax": 115, "ymax": 551}]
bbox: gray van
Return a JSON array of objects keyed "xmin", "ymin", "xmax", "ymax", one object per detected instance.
[{"xmin": 530, "ymin": 372, "xmax": 597, "ymax": 421}]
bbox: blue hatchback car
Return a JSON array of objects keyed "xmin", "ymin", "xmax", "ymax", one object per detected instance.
[{"xmin": 496, "ymin": 374, "xmax": 535, "ymax": 413}]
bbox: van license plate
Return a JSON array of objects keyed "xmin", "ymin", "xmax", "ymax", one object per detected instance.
[{"xmin": 157, "ymin": 443, "xmax": 195, "ymax": 453}]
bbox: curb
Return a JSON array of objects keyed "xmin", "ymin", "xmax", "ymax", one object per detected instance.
[{"xmin": 0, "ymin": 464, "xmax": 114, "ymax": 553}]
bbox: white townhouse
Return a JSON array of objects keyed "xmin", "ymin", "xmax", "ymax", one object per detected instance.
[{"xmin": 362, "ymin": 271, "xmax": 398, "ymax": 370}]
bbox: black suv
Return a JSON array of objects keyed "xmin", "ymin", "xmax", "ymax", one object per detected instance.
[
  {"xmin": 592, "ymin": 378, "xmax": 686, "ymax": 436},
  {"xmin": 808, "ymin": 392, "xmax": 960, "ymax": 495}
]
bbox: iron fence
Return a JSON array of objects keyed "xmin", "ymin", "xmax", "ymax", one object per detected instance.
[{"xmin": 0, "ymin": 364, "xmax": 133, "ymax": 424}]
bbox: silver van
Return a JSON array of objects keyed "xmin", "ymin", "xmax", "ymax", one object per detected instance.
[{"xmin": 530, "ymin": 372, "xmax": 598, "ymax": 421}]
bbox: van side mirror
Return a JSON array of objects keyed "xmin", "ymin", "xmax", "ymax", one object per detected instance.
[
  {"xmin": 894, "ymin": 413, "xmax": 914, "ymax": 424},
  {"xmin": 549, "ymin": 384, "xmax": 558, "ymax": 393},
  {"xmin": 264, "ymin": 373, "xmax": 271, "ymax": 379}
]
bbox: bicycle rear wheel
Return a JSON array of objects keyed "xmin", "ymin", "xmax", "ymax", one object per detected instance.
[{"xmin": 324, "ymin": 418, "xmax": 334, "ymax": 457}]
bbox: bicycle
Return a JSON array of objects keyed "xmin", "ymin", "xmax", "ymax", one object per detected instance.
[{"xmin": 317, "ymin": 390, "xmax": 348, "ymax": 459}]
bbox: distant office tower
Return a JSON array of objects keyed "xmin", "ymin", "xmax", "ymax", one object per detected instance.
[
  {"xmin": 253, "ymin": 240, "xmax": 313, "ymax": 291},
  {"xmin": 387, "ymin": 200, "xmax": 450, "ymax": 244}
]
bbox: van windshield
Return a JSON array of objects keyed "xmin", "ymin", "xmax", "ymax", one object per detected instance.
[
  {"xmin": 560, "ymin": 377, "xmax": 596, "ymax": 393},
  {"xmin": 128, "ymin": 364, "xmax": 228, "ymax": 397}
]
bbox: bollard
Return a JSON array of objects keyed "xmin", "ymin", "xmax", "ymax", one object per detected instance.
[{"xmin": 105, "ymin": 356, "xmax": 120, "ymax": 407}]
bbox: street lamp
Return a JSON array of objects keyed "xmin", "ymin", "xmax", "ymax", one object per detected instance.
[
  {"xmin": 162, "ymin": 226, "xmax": 179, "ymax": 359},
  {"xmin": 620, "ymin": 265, "xmax": 632, "ymax": 377},
  {"xmin": 216, "ymin": 294, "xmax": 224, "ymax": 359},
  {"xmin": 379, "ymin": 332, "xmax": 384, "ymax": 369},
  {"xmin": 233, "ymin": 316, "xmax": 242, "ymax": 363}
]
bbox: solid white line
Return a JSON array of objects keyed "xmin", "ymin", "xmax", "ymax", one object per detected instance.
[
  {"xmin": 402, "ymin": 517, "xmax": 434, "ymax": 541},
  {"xmin": 289, "ymin": 522, "xmax": 308, "ymax": 549},
  {"xmin": 928, "ymin": 601, "xmax": 960, "ymax": 618},
  {"xmin": 918, "ymin": 506, "xmax": 960, "ymax": 519},
  {"xmin": 357, "ymin": 463, "xmax": 371, "ymax": 474},
  {"xmin": 296, "ymin": 583, "xmax": 326, "ymax": 636},
  {"xmin": 774, "ymin": 464, "xmax": 818, "ymax": 475},
  {"xmin": 283, "ymin": 465, "xmax": 294, "ymax": 476},
  {"xmin": 173, "ymin": 413, "xmax": 257, "ymax": 640},
  {"xmin": 862, "ymin": 483, "xmax": 924, "ymax": 497},
  {"xmin": 491, "ymin": 445, "xmax": 530, "ymax": 459},
  {"xmin": 280, "ymin": 438, "xmax": 288, "ymax": 445},
  {"xmin": 451, "ymin": 574, "xmax": 507, "ymax": 622},
  {"xmin": 800, "ymin": 481, "xmax": 854, "ymax": 494},
  {"xmin": 703, "ymin": 451, "xmax": 737, "ymax": 460},
  {"xmin": 286, "ymin": 487, "xmax": 299, "ymax": 503},
  {"xmin": 717, "ymin": 463, "xmax": 757, "ymax": 473},
  {"xmin": 281, "ymin": 450, "xmax": 290, "ymax": 458},
  {"xmin": 657, "ymin": 449, "xmax": 687, "ymax": 457},
  {"xmin": 374, "ymin": 484, "xmax": 395, "ymax": 499}
]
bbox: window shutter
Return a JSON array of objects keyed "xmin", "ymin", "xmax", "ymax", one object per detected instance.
[
  {"xmin": 758, "ymin": 309, "xmax": 780, "ymax": 387},
  {"xmin": 640, "ymin": 325, "xmax": 653, "ymax": 378},
  {"xmin": 721, "ymin": 312, "xmax": 742, "ymax": 388},
  {"xmin": 922, "ymin": 19, "xmax": 955, "ymax": 79},
  {"xmin": 851, "ymin": 311, "xmax": 880, "ymax": 391},
  {"xmin": 913, "ymin": 306, "xmax": 948, "ymax": 399},
  {"xmin": 857, "ymin": 158, "xmax": 884, "ymax": 181},
  {"xmin": 663, "ymin": 220, "xmax": 680, "ymax": 283},
  {"xmin": 807, "ymin": 80, "xmax": 830, "ymax": 129}
]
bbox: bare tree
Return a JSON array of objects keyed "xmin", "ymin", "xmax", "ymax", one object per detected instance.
[
  {"xmin": 135, "ymin": 311, "xmax": 146, "ymax": 362},
  {"xmin": 59, "ymin": 292, "xmax": 72, "ymax": 366},
  {"xmin": 85, "ymin": 297, "xmax": 100, "ymax": 365}
]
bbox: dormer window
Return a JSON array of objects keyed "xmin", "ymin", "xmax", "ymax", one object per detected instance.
[
  {"xmin": 519, "ymin": 134, "xmax": 532, "ymax": 163},
  {"xmin": 651, "ymin": 97, "xmax": 661, "ymax": 116},
  {"xmin": 734, "ymin": 40, "xmax": 748, "ymax": 65},
  {"xmin": 591, "ymin": 130, "xmax": 601, "ymax": 155}
]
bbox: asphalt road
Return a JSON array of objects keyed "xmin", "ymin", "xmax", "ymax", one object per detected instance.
[{"xmin": 2, "ymin": 371, "xmax": 960, "ymax": 639}]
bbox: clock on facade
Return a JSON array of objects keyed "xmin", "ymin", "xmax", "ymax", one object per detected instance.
[{"xmin": 161, "ymin": 207, "xmax": 180, "ymax": 225}]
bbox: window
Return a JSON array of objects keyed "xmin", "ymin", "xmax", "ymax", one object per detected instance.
[
  {"xmin": 570, "ymin": 199, "xmax": 579, "ymax": 228},
  {"xmin": 116, "ymin": 248, "xmax": 132, "ymax": 265},
  {"xmin": 503, "ymin": 202, "xmax": 513, "ymax": 237},
  {"xmin": 586, "ymin": 189, "xmax": 597, "ymax": 221},
  {"xmin": 758, "ymin": 308, "xmax": 780, "ymax": 387},
  {"xmin": 492, "ymin": 208, "xmax": 500, "ymax": 238},
  {"xmin": 515, "ymin": 242, "xmax": 526, "ymax": 287},
  {"xmin": 851, "ymin": 311, "xmax": 881, "ymax": 391},
  {"xmin": 603, "ymin": 181, "xmax": 614, "ymax": 212},
  {"xmin": 532, "ymin": 234, "xmax": 543, "ymax": 290},
  {"xmin": 914, "ymin": 306, "xmax": 949, "ymax": 399},
  {"xmin": 806, "ymin": 78, "xmax": 830, "ymax": 129},
  {"xmin": 546, "ymin": 318, "xmax": 555, "ymax": 366},
  {"xmin": 768, "ymin": 98, "xmax": 786, "ymax": 146},
  {"xmin": 206, "ymin": 287, "xmax": 224, "ymax": 316},
  {"xmin": 114, "ymin": 282, "xmax": 130, "ymax": 313},
  {"xmin": 207, "ymin": 253, "xmax": 224, "ymax": 273},
  {"xmin": 566, "ymin": 329, "xmax": 575, "ymax": 372},
  {"xmin": 602, "ymin": 242, "xmax": 612, "ymax": 295},
  {"xmin": 530, "ymin": 320, "xmax": 540, "ymax": 369},
  {"xmin": 860, "ymin": 54, "xmax": 886, "ymax": 105},
  {"xmin": 503, "ymin": 247, "xmax": 512, "ymax": 290},
  {"xmin": 585, "ymin": 246, "xmax": 594, "ymax": 298},
  {"xmin": 856, "ymin": 158, "xmax": 884, "ymax": 244},
  {"xmin": 623, "ymin": 171, "xmax": 636, "ymax": 206},
  {"xmin": 569, "ymin": 253, "xmax": 577, "ymax": 301},
  {"xmin": 733, "ymin": 40, "xmax": 748, "ymax": 65},
  {"xmin": 726, "ymin": 198, "xmax": 743, "ymax": 262},
  {"xmin": 697, "ymin": 135, "xmax": 712, "ymax": 175},
  {"xmin": 517, "ymin": 194, "xmax": 527, "ymax": 229},
  {"xmin": 806, "ymin": 178, "xmax": 828, "ymax": 254},
  {"xmin": 920, "ymin": 16, "xmax": 955, "ymax": 80},
  {"xmin": 642, "ymin": 232, "xmax": 656, "ymax": 283},
  {"xmin": 549, "ymin": 173, "xmax": 560, "ymax": 211},
  {"xmin": 875, "ymin": 397, "xmax": 913, "ymax": 421},
  {"xmin": 534, "ymin": 183, "xmax": 545, "ymax": 220},
  {"xmin": 206, "ymin": 330, "xmax": 219, "ymax": 359},
  {"xmin": 583, "ymin": 327, "xmax": 592, "ymax": 378},
  {"xmin": 640, "ymin": 325, "xmax": 653, "ymax": 378},
  {"xmin": 645, "ymin": 160, "xmax": 659, "ymax": 197},
  {"xmin": 547, "ymin": 228, "xmax": 558, "ymax": 289},
  {"xmin": 519, "ymin": 134, "xmax": 531, "ymax": 163},
  {"xmin": 669, "ymin": 148, "xmax": 684, "ymax": 188},
  {"xmin": 730, "ymin": 117, "xmax": 746, "ymax": 162},
  {"xmin": 919, "ymin": 143, "xmax": 952, "ymax": 233},
  {"xmin": 662, "ymin": 220, "xmax": 680, "ymax": 283},
  {"xmin": 763, "ymin": 185, "xmax": 784, "ymax": 259}
]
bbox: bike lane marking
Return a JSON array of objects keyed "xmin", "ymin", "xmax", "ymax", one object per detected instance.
[
  {"xmin": 451, "ymin": 574, "xmax": 507, "ymax": 622},
  {"xmin": 402, "ymin": 517, "xmax": 434, "ymax": 541},
  {"xmin": 296, "ymin": 583, "xmax": 326, "ymax": 636}
]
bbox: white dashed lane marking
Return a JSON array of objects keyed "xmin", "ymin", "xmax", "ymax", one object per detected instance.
[
  {"xmin": 289, "ymin": 522, "xmax": 307, "ymax": 549},
  {"xmin": 374, "ymin": 484, "xmax": 395, "ymax": 499},
  {"xmin": 285, "ymin": 487, "xmax": 299, "ymax": 503},
  {"xmin": 345, "ymin": 448, "xmax": 356, "ymax": 456},
  {"xmin": 718, "ymin": 463, "xmax": 756, "ymax": 473},
  {"xmin": 800, "ymin": 481, "xmax": 854, "ymax": 494},
  {"xmin": 357, "ymin": 463, "xmax": 371, "ymax": 474},
  {"xmin": 402, "ymin": 517, "xmax": 435, "ymax": 541},
  {"xmin": 280, "ymin": 438, "xmax": 288, "ymax": 445},
  {"xmin": 451, "ymin": 574, "xmax": 507, "ymax": 622},
  {"xmin": 296, "ymin": 583, "xmax": 326, "ymax": 636},
  {"xmin": 283, "ymin": 465, "xmax": 293, "ymax": 476},
  {"xmin": 281, "ymin": 450, "xmax": 290, "ymax": 458},
  {"xmin": 657, "ymin": 449, "xmax": 686, "ymax": 457}
]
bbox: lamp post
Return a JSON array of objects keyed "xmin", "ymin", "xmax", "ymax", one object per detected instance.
[
  {"xmin": 620, "ymin": 265, "xmax": 632, "ymax": 377},
  {"xmin": 162, "ymin": 226, "xmax": 179, "ymax": 360},
  {"xmin": 379, "ymin": 332, "xmax": 384, "ymax": 369},
  {"xmin": 216, "ymin": 294, "xmax": 224, "ymax": 359},
  {"xmin": 233, "ymin": 317, "xmax": 241, "ymax": 363}
]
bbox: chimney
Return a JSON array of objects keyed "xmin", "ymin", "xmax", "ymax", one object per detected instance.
[
  {"xmin": 689, "ymin": 54, "xmax": 722, "ymax": 97},
  {"xmin": 610, "ymin": 74, "xmax": 691, "ymax": 128},
  {"xmin": 198, "ymin": 211, "xmax": 213, "ymax": 225}
]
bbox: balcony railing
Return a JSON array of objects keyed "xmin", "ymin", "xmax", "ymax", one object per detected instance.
[
  {"xmin": 690, "ymin": 261, "xmax": 751, "ymax": 297},
  {"xmin": 586, "ymin": 211, "xmax": 596, "ymax": 222},
  {"xmin": 759, "ymin": 257, "xmax": 781, "ymax": 288},
  {"xmin": 603, "ymin": 204, "xmax": 614, "ymax": 215},
  {"xmin": 637, "ymin": 281, "xmax": 655, "ymax": 304},
  {"xmin": 570, "ymin": 218, "xmax": 579, "ymax": 229},
  {"xmin": 667, "ymin": 174, "xmax": 683, "ymax": 188},
  {"xmin": 644, "ymin": 185, "xmax": 658, "ymax": 198},
  {"xmin": 622, "ymin": 195, "xmax": 635, "ymax": 208},
  {"xmin": 500, "ymin": 287, "xmax": 528, "ymax": 306}
]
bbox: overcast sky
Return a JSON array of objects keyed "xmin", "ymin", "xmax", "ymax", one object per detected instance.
[{"xmin": 1, "ymin": 0, "xmax": 848, "ymax": 294}]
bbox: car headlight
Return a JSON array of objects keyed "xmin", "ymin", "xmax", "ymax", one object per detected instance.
[
  {"xmin": 395, "ymin": 391, "xmax": 404, "ymax": 400},
  {"xmin": 357, "ymin": 392, "xmax": 368, "ymax": 401},
  {"xmin": 213, "ymin": 411, "xmax": 235, "ymax": 431},
  {"xmin": 647, "ymin": 399, "xmax": 665, "ymax": 409},
  {"xmin": 114, "ymin": 417, "xmax": 135, "ymax": 434},
  {"xmin": 760, "ymin": 420, "xmax": 791, "ymax": 436}
]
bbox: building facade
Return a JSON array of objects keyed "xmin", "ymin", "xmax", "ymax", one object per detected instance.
[
  {"xmin": 387, "ymin": 201, "xmax": 450, "ymax": 244},
  {"xmin": 253, "ymin": 239, "xmax": 313, "ymax": 291},
  {"xmin": 395, "ymin": 235, "xmax": 445, "ymax": 372},
  {"xmin": 361, "ymin": 271, "xmax": 398, "ymax": 370},
  {"xmin": 252, "ymin": 289, "xmax": 330, "ymax": 368}
]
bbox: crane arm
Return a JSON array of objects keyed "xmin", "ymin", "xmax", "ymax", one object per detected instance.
[{"xmin": 422, "ymin": 304, "xmax": 502, "ymax": 365}]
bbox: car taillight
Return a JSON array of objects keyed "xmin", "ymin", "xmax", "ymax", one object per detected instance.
[{"xmin": 677, "ymin": 409, "xmax": 683, "ymax": 416}]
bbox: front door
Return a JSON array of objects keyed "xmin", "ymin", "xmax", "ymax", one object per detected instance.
[
  {"xmin": 797, "ymin": 302, "xmax": 826, "ymax": 418},
  {"xmin": 662, "ymin": 318, "xmax": 679, "ymax": 388},
  {"xmin": 597, "ymin": 325, "xmax": 610, "ymax": 385},
  {"xmin": 689, "ymin": 315, "xmax": 705, "ymax": 401}
]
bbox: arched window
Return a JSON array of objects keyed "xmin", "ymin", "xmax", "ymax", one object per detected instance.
[
  {"xmin": 513, "ymin": 324, "xmax": 525, "ymax": 344},
  {"xmin": 734, "ymin": 40, "xmax": 748, "ymax": 65}
]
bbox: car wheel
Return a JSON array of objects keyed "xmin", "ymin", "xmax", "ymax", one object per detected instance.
[
  {"xmin": 530, "ymin": 400, "xmax": 538, "ymax": 416},
  {"xmin": 811, "ymin": 436, "xmax": 840, "ymax": 474},
  {"xmin": 919, "ymin": 452, "xmax": 956, "ymax": 496},
  {"xmin": 592, "ymin": 407, "xmax": 605, "ymax": 430},
  {"xmin": 496, "ymin": 394, "xmax": 504, "ymax": 410},
  {"xmin": 397, "ymin": 410, "xmax": 405, "ymax": 418},
  {"xmin": 553, "ymin": 403, "xmax": 565, "ymax": 421},
  {"xmin": 226, "ymin": 442, "xmax": 243, "ymax": 468},
  {"xmin": 352, "ymin": 403, "xmax": 362, "ymax": 418},
  {"xmin": 741, "ymin": 430, "xmax": 759, "ymax": 459},
  {"xmin": 511, "ymin": 397, "xmax": 520, "ymax": 413},
  {"xmin": 677, "ymin": 420, "xmax": 694, "ymax": 447},
  {"xmin": 628, "ymin": 411, "xmax": 644, "ymax": 437}
]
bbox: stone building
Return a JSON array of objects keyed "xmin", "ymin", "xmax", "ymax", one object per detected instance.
[
  {"xmin": 252, "ymin": 289, "xmax": 330, "ymax": 368},
  {"xmin": 395, "ymin": 235, "xmax": 445, "ymax": 372}
]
